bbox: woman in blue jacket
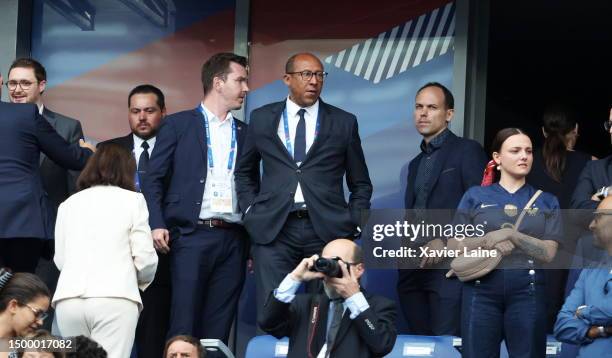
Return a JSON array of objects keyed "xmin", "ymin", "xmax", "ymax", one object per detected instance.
[{"xmin": 452, "ymin": 128, "xmax": 563, "ymax": 358}]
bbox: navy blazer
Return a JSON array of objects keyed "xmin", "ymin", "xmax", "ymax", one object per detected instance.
[
  {"xmin": 570, "ymin": 155, "xmax": 612, "ymax": 210},
  {"xmin": 234, "ymin": 99, "xmax": 372, "ymax": 245},
  {"xmin": 0, "ymin": 102, "xmax": 91, "ymax": 239},
  {"xmin": 259, "ymin": 291, "xmax": 397, "ymax": 358},
  {"xmin": 405, "ymin": 131, "xmax": 487, "ymax": 209},
  {"xmin": 142, "ymin": 108, "xmax": 248, "ymax": 235}
]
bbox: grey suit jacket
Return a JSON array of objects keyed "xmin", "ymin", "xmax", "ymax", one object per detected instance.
[{"xmin": 40, "ymin": 107, "xmax": 84, "ymax": 210}]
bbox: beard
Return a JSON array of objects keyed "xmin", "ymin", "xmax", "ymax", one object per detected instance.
[{"xmin": 323, "ymin": 281, "xmax": 341, "ymax": 300}]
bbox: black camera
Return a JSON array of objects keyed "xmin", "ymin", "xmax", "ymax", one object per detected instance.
[{"xmin": 310, "ymin": 257, "xmax": 346, "ymax": 278}]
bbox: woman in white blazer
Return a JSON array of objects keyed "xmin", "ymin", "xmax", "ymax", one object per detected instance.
[{"xmin": 52, "ymin": 143, "xmax": 158, "ymax": 358}]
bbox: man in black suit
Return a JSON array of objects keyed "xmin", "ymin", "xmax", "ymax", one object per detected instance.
[
  {"xmin": 235, "ymin": 53, "xmax": 373, "ymax": 326},
  {"xmin": 0, "ymin": 71, "xmax": 94, "ymax": 272},
  {"xmin": 142, "ymin": 53, "xmax": 250, "ymax": 344},
  {"xmin": 397, "ymin": 82, "xmax": 487, "ymax": 336},
  {"xmin": 98, "ymin": 84, "xmax": 167, "ymax": 358},
  {"xmin": 260, "ymin": 239, "xmax": 397, "ymax": 358}
]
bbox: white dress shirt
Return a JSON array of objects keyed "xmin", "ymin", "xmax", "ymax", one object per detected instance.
[
  {"xmin": 132, "ymin": 134, "xmax": 156, "ymax": 170},
  {"xmin": 53, "ymin": 186, "xmax": 158, "ymax": 312},
  {"xmin": 198, "ymin": 104, "xmax": 241, "ymax": 223},
  {"xmin": 277, "ymin": 97, "xmax": 319, "ymax": 205}
]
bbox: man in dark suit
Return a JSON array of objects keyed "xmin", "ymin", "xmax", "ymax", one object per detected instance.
[
  {"xmin": 142, "ymin": 53, "xmax": 250, "ymax": 344},
  {"xmin": 99, "ymin": 84, "xmax": 168, "ymax": 358},
  {"xmin": 8, "ymin": 58, "xmax": 84, "ymax": 212},
  {"xmin": 7, "ymin": 58, "xmax": 85, "ymax": 330},
  {"xmin": 571, "ymin": 108, "xmax": 612, "ymax": 212},
  {"xmin": 235, "ymin": 53, "xmax": 373, "ymax": 326},
  {"xmin": 397, "ymin": 82, "xmax": 487, "ymax": 336},
  {"xmin": 260, "ymin": 239, "xmax": 397, "ymax": 358},
  {"xmin": 0, "ymin": 71, "xmax": 94, "ymax": 273}
]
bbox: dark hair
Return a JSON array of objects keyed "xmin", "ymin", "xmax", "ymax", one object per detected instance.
[
  {"xmin": 17, "ymin": 330, "xmax": 65, "ymax": 358},
  {"xmin": 541, "ymin": 105, "xmax": 577, "ymax": 182},
  {"xmin": 65, "ymin": 336, "xmax": 107, "ymax": 358},
  {"xmin": 489, "ymin": 128, "xmax": 529, "ymax": 182},
  {"xmin": 9, "ymin": 58, "xmax": 47, "ymax": 83},
  {"xmin": 128, "ymin": 84, "xmax": 166, "ymax": 110},
  {"xmin": 416, "ymin": 82, "xmax": 454, "ymax": 110},
  {"xmin": 77, "ymin": 143, "xmax": 136, "ymax": 192},
  {"xmin": 164, "ymin": 335, "xmax": 204, "ymax": 358},
  {"xmin": 0, "ymin": 270, "xmax": 50, "ymax": 312},
  {"xmin": 284, "ymin": 52, "xmax": 322, "ymax": 73},
  {"xmin": 201, "ymin": 53, "xmax": 247, "ymax": 96}
]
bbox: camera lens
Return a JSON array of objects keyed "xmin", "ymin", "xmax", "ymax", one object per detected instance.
[{"xmin": 313, "ymin": 257, "xmax": 342, "ymax": 278}]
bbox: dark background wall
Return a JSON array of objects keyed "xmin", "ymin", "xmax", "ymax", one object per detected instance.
[{"xmin": 485, "ymin": 0, "xmax": 612, "ymax": 158}]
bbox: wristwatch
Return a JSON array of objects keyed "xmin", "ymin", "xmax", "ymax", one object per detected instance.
[
  {"xmin": 596, "ymin": 326, "xmax": 607, "ymax": 338},
  {"xmin": 576, "ymin": 305, "xmax": 587, "ymax": 318}
]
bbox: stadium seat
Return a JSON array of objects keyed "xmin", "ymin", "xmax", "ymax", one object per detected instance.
[
  {"xmin": 500, "ymin": 335, "xmax": 564, "ymax": 358},
  {"xmin": 385, "ymin": 335, "xmax": 461, "ymax": 357},
  {"xmin": 245, "ymin": 335, "xmax": 289, "ymax": 358}
]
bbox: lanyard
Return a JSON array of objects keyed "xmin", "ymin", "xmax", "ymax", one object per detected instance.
[
  {"xmin": 199, "ymin": 105, "xmax": 236, "ymax": 171},
  {"xmin": 282, "ymin": 106, "xmax": 321, "ymax": 157}
]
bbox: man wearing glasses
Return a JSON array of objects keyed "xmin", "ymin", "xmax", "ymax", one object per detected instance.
[
  {"xmin": 7, "ymin": 58, "xmax": 85, "ymax": 331},
  {"xmin": 235, "ymin": 53, "xmax": 372, "ymax": 328},
  {"xmin": 554, "ymin": 196, "xmax": 612, "ymax": 357},
  {"xmin": 259, "ymin": 239, "xmax": 396, "ymax": 358},
  {"xmin": 7, "ymin": 59, "xmax": 85, "ymax": 212},
  {"xmin": 0, "ymin": 70, "xmax": 93, "ymax": 273}
]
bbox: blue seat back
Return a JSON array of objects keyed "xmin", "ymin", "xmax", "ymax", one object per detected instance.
[{"xmin": 245, "ymin": 335, "xmax": 289, "ymax": 358}]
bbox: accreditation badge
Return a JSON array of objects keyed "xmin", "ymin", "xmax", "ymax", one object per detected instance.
[{"xmin": 210, "ymin": 174, "xmax": 233, "ymax": 213}]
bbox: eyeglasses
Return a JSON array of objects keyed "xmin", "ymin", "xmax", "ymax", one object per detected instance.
[
  {"xmin": 6, "ymin": 80, "xmax": 37, "ymax": 91},
  {"xmin": 604, "ymin": 120, "xmax": 612, "ymax": 132},
  {"xmin": 23, "ymin": 303, "xmax": 48, "ymax": 321},
  {"xmin": 286, "ymin": 70, "xmax": 328, "ymax": 82}
]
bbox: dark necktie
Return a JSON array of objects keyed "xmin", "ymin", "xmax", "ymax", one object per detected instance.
[
  {"xmin": 294, "ymin": 108, "xmax": 306, "ymax": 163},
  {"xmin": 325, "ymin": 300, "xmax": 344, "ymax": 357},
  {"xmin": 138, "ymin": 141, "xmax": 149, "ymax": 176}
]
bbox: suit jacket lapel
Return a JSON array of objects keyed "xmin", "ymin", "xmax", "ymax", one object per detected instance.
[
  {"xmin": 235, "ymin": 119, "xmax": 246, "ymax": 158},
  {"xmin": 42, "ymin": 108, "xmax": 58, "ymax": 129},
  {"xmin": 301, "ymin": 99, "xmax": 329, "ymax": 165},
  {"xmin": 40, "ymin": 108, "xmax": 57, "ymax": 165},
  {"xmin": 126, "ymin": 134, "xmax": 135, "ymax": 152},
  {"xmin": 425, "ymin": 132, "xmax": 458, "ymax": 204},
  {"xmin": 405, "ymin": 156, "xmax": 421, "ymax": 208},
  {"xmin": 270, "ymin": 101, "xmax": 297, "ymax": 166},
  {"xmin": 192, "ymin": 109, "xmax": 208, "ymax": 168},
  {"xmin": 330, "ymin": 304, "xmax": 353, "ymax": 351}
]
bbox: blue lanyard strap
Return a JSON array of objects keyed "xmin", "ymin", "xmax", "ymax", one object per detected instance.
[
  {"xmin": 281, "ymin": 105, "xmax": 321, "ymax": 158},
  {"xmin": 199, "ymin": 105, "xmax": 236, "ymax": 171}
]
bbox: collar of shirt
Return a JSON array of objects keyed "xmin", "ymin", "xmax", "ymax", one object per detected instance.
[
  {"xmin": 420, "ymin": 127, "xmax": 450, "ymax": 154},
  {"xmin": 492, "ymin": 182, "xmax": 530, "ymax": 196},
  {"xmin": 132, "ymin": 134, "xmax": 156, "ymax": 153},
  {"xmin": 38, "ymin": 103, "xmax": 44, "ymax": 115},
  {"xmin": 200, "ymin": 102, "xmax": 234, "ymax": 126},
  {"xmin": 286, "ymin": 96, "xmax": 319, "ymax": 120}
]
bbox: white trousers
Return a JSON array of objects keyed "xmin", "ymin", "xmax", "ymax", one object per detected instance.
[{"xmin": 54, "ymin": 297, "xmax": 139, "ymax": 358}]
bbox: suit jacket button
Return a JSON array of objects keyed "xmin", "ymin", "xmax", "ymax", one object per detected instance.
[
  {"xmin": 196, "ymin": 201, "xmax": 201, "ymax": 205},
  {"xmin": 296, "ymin": 169, "xmax": 302, "ymax": 173},
  {"xmin": 199, "ymin": 178, "xmax": 205, "ymax": 183}
]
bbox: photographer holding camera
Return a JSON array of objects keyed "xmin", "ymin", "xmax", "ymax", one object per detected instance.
[{"xmin": 259, "ymin": 239, "xmax": 396, "ymax": 358}]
